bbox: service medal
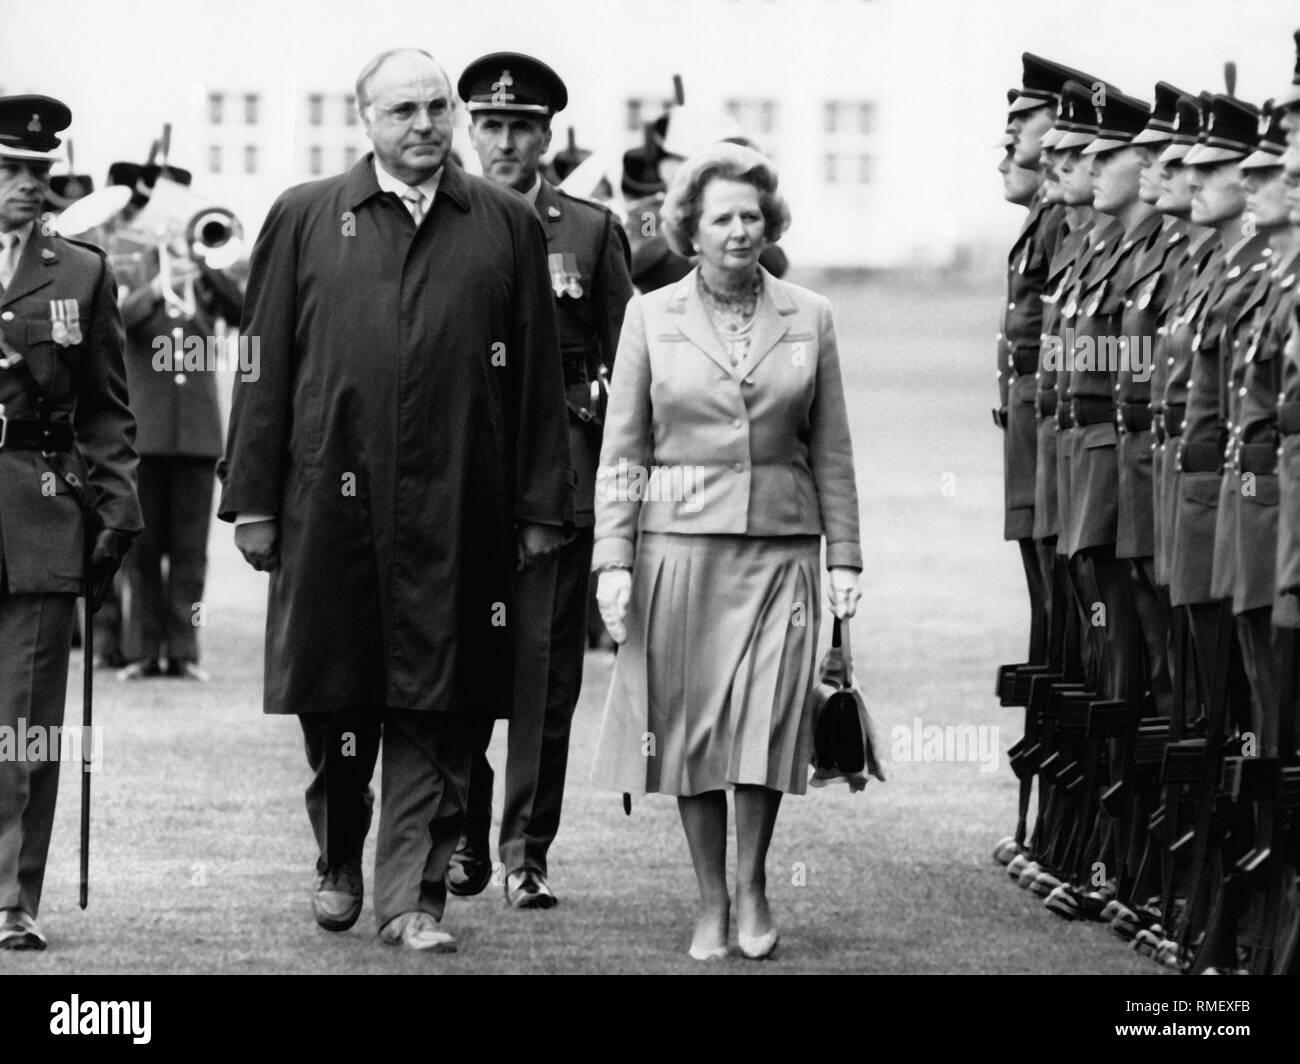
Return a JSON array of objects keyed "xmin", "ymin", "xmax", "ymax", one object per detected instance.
[
  {"xmin": 549, "ymin": 252, "xmax": 581, "ymax": 299},
  {"xmin": 49, "ymin": 300, "xmax": 69, "ymax": 346},
  {"xmin": 64, "ymin": 299, "xmax": 82, "ymax": 344}
]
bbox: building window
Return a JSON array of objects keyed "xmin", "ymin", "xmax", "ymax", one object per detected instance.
[
  {"xmin": 308, "ymin": 145, "xmax": 322, "ymax": 176},
  {"xmin": 244, "ymin": 93, "xmax": 260, "ymax": 125},
  {"xmin": 208, "ymin": 92, "xmax": 224, "ymax": 125},
  {"xmin": 625, "ymin": 96, "xmax": 673, "ymax": 135},
  {"xmin": 823, "ymin": 100, "xmax": 876, "ymax": 188},
  {"xmin": 725, "ymin": 98, "xmax": 777, "ymax": 138},
  {"xmin": 244, "ymin": 145, "xmax": 258, "ymax": 174},
  {"xmin": 344, "ymin": 94, "xmax": 357, "ymax": 126},
  {"xmin": 343, "ymin": 145, "xmax": 358, "ymax": 168},
  {"xmin": 308, "ymin": 93, "xmax": 323, "ymax": 127},
  {"xmin": 208, "ymin": 145, "xmax": 222, "ymax": 174}
]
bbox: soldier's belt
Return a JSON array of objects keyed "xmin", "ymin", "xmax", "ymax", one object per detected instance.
[
  {"xmin": 1036, "ymin": 392, "xmax": 1058, "ymax": 419},
  {"xmin": 1010, "ymin": 348, "xmax": 1038, "ymax": 376},
  {"xmin": 1119, "ymin": 401, "xmax": 1153, "ymax": 433},
  {"xmin": 1278, "ymin": 400, "xmax": 1300, "ymax": 436},
  {"xmin": 1235, "ymin": 442, "xmax": 1278, "ymax": 476},
  {"xmin": 1069, "ymin": 396, "xmax": 1115, "ymax": 427},
  {"xmin": 1163, "ymin": 403, "xmax": 1186, "ymax": 437},
  {"xmin": 1179, "ymin": 442, "xmax": 1223, "ymax": 474},
  {"xmin": 0, "ymin": 415, "xmax": 75, "ymax": 453}
]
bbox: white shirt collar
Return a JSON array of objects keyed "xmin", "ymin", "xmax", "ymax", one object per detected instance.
[
  {"xmin": 1, "ymin": 220, "xmax": 34, "ymax": 253},
  {"xmin": 372, "ymin": 157, "xmax": 442, "ymax": 205},
  {"xmin": 522, "ymin": 174, "xmax": 543, "ymax": 206}
]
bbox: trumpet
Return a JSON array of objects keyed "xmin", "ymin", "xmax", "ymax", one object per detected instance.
[
  {"xmin": 185, "ymin": 206, "xmax": 243, "ymax": 270},
  {"xmin": 58, "ymin": 175, "xmax": 245, "ymax": 318}
]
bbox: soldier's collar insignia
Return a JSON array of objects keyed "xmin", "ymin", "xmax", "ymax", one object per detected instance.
[
  {"xmin": 40, "ymin": 247, "xmax": 55, "ymax": 260},
  {"xmin": 1283, "ymin": 273, "xmax": 1295, "ymax": 289},
  {"xmin": 547, "ymin": 205, "xmax": 561, "ymax": 218}
]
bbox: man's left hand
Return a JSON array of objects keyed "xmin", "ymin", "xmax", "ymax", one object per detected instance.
[
  {"xmin": 88, "ymin": 529, "xmax": 132, "ymax": 613},
  {"xmin": 517, "ymin": 523, "xmax": 565, "ymax": 569}
]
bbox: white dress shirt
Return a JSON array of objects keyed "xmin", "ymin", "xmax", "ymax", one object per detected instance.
[{"xmin": 0, "ymin": 220, "xmax": 34, "ymax": 290}]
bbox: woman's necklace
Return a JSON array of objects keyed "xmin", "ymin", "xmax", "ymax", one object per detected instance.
[{"xmin": 698, "ymin": 270, "xmax": 762, "ymax": 317}]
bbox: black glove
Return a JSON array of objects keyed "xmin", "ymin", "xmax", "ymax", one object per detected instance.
[{"xmin": 88, "ymin": 529, "xmax": 132, "ymax": 613}]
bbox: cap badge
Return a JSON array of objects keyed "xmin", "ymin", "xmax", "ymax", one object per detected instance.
[
  {"xmin": 27, "ymin": 113, "xmax": 41, "ymax": 133},
  {"xmin": 1258, "ymin": 109, "xmax": 1272, "ymax": 138},
  {"xmin": 491, "ymin": 70, "xmax": 515, "ymax": 107}
]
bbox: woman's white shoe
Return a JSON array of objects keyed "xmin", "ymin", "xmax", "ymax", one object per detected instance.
[{"xmin": 737, "ymin": 928, "xmax": 779, "ymax": 960}]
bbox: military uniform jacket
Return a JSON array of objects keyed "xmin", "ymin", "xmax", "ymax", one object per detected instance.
[
  {"xmin": 1114, "ymin": 218, "xmax": 1188, "ymax": 559},
  {"xmin": 1275, "ymin": 294, "xmax": 1300, "ymax": 601},
  {"xmin": 1179, "ymin": 234, "xmax": 1272, "ymax": 457},
  {"xmin": 1031, "ymin": 215, "xmax": 1092, "ymax": 542},
  {"xmin": 1064, "ymin": 213, "xmax": 1162, "ymax": 555},
  {"xmin": 1053, "ymin": 218, "xmax": 1125, "ymax": 416},
  {"xmin": 0, "ymin": 227, "xmax": 142, "ymax": 594},
  {"xmin": 535, "ymin": 181, "xmax": 633, "ymax": 528},
  {"xmin": 1141, "ymin": 222, "xmax": 1194, "ymax": 421},
  {"xmin": 117, "ymin": 255, "xmax": 241, "ymax": 459},
  {"xmin": 1000, "ymin": 192, "xmax": 1062, "ymax": 541},
  {"xmin": 1118, "ymin": 218, "xmax": 1188, "ymax": 409},
  {"xmin": 1218, "ymin": 249, "xmax": 1300, "ymax": 612},
  {"xmin": 1169, "ymin": 232, "xmax": 1270, "ymax": 606},
  {"xmin": 1154, "ymin": 231, "xmax": 1220, "ymax": 585}
]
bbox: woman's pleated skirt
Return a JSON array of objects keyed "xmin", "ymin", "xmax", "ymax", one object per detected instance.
[{"xmin": 590, "ymin": 532, "xmax": 822, "ymax": 797}]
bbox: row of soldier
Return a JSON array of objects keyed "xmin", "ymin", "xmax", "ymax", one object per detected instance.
[{"xmin": 990, "ymin": 39, "xmax": 1300, "ymax": 975}]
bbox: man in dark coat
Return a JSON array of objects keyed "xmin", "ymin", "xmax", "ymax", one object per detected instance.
[
  {"xmin": 452, "ymin": 53, "xmax": 633, "ymax": 908},
  {"xmin": 0, "ymin": 95, "xmax": 142, "ymax": 950},
  {"xmin": 219, "ymin": 49, "xmax": 573, "ymax": 952}
]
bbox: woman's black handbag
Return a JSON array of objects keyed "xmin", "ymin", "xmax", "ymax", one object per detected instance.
[{"xmin": 810, "ymin": 617, "xmax": 885, "ymax": 789}]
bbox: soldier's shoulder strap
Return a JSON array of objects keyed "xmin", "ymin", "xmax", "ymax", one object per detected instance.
[
  {"xmin": 556, "ymin": 187, "xmax": 617, "ymax": 220},
  {"xmin": 59, "ymin": 235, "xmax": 109, "ymax": 257}
]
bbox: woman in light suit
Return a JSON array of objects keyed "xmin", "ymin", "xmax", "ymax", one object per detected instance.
[{"xmin": 592, "ymin": 143, "xmax": 862, "ymax": 961}]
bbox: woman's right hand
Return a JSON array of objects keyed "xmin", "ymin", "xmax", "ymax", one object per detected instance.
[{"xmin": 596, "ymin": 568, "xmax": 633, "ymax": 645}]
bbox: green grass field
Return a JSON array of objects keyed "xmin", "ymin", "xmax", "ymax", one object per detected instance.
[{"xmin": 5, "ymin": 275, "xmax": 1155, "ymax": 974}]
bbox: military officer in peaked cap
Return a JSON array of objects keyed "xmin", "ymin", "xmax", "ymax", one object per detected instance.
[
  {"xmin": 0, "ymin": 95, "xmax": 142, "ymax": 949},
  {"xmin": 453, "ymin": 52, "xmax": 634, "ymax": 908}
]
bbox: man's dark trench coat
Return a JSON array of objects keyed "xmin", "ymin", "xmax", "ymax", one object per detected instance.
[{"xmin": 219, "ymin": 156, "xmax": 574, "ymax": 720}]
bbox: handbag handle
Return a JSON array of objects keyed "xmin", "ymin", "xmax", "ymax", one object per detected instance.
[{"xmin": 831, "ymin": 616, "xmax": 853, "ymax": 688}]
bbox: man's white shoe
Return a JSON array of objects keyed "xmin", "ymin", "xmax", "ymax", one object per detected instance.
[{"xmin": 378, "ymin": 911, "xmax": 457, "ymax": 952}]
